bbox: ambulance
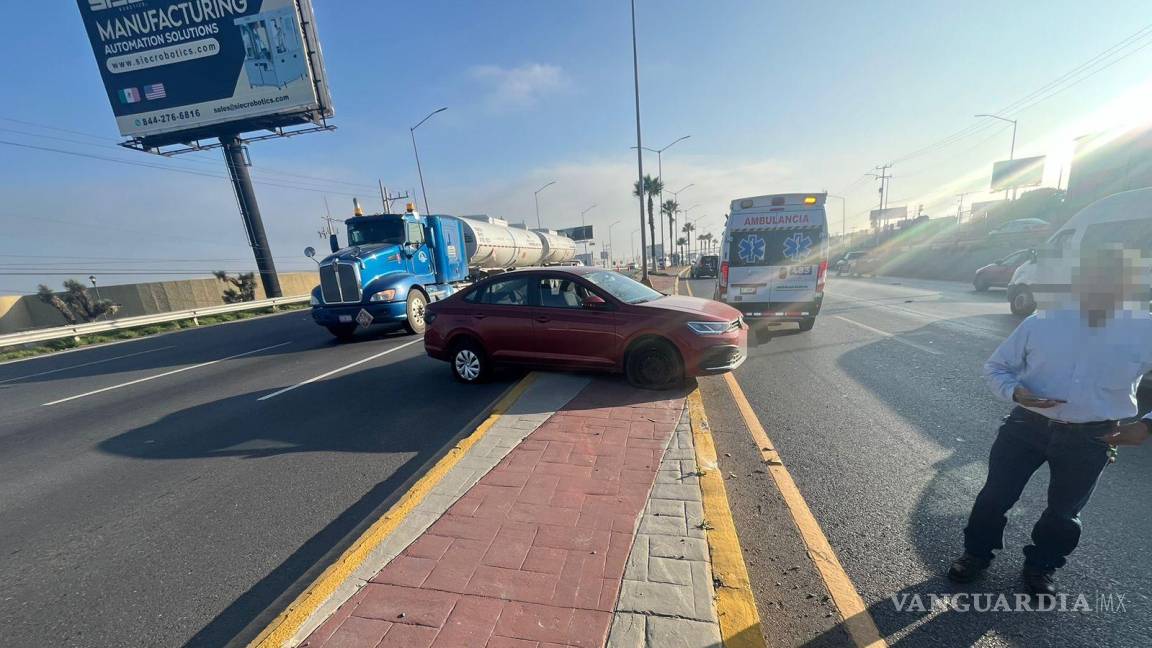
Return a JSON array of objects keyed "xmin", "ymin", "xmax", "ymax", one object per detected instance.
[{"xmin": 718, "ymin": 193, "xmax": 829, "ymax": 332}]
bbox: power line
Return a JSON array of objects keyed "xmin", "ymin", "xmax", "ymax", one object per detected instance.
[
  {"xmin": 891, "ymin": 22, "xmax": 1152, "ymax": 165},
  {"xmin": 0, "ymin": 136, "xmax": 366, "ymax": 197},
  {"xmin": 0, "ymin": 116, "xmax": 383, "ymax": 192}
]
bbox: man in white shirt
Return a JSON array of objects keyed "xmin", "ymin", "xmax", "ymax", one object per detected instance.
[{"xmin": 949, "ymin": 246, "xmax": 1152, "ymax": 595}]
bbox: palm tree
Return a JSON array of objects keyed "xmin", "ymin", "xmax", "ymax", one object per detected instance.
[
  {"xmin": 661, "ymin": 199, "xmax": 678, "ymax": 263},
  {"xmin": 681, "ymin": 221, "xmax": 696, "ymax": 261},
  {"xmin": 633, "ymin": 175, "xmax": 663, "ymax": 265},
  {"xmin": 676, "ymin": 236, "xmax": 687, "ymax": 264},
  {"xmin": 701, "ymin": 232, "xmax": 715, "ymax": 254}
]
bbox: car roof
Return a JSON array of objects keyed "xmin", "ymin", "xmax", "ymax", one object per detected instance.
[{"xmin": 504, "ymin": 266, "xmax": 602, "ymax": 276}]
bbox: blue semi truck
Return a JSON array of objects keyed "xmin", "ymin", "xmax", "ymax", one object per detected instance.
[{"xmin": 306, "ymin": 202, "xmax": 576, "ymax": 339}]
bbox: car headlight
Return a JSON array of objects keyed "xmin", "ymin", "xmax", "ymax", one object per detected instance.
[
  {"xmin": 309, "ymin": 294, "xmax": 320, "ymax": 306},
  {"xmin": 687, "ymin": 321, "xmax": 731, "ymax": 335},
  {"xmin": 369, "ymin": 289, "xmax": 397, "ymax": 303}
]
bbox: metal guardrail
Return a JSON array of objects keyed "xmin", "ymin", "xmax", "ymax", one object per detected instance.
[{"xmin": 0, "ymin": 295, "xmax": 310, "ymax": 348}]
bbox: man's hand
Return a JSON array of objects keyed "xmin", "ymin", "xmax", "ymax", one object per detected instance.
[
  {"xmin": 1012, "ymin": 386, "xmax": 1066, "ymax": 408},
  {"xmin": 1099, "ymin": 421, "xmax": 1152, "ymax": 447}
]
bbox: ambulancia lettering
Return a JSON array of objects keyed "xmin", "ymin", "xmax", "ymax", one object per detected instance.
[{"xmin": 742, "ymin": 213, "xmax": 810, "ymax": 226}]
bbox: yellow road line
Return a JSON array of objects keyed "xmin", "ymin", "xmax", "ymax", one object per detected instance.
[
  {"xmin": 688, "ymin": 389, "xmax": 765, "ymax": 648},
  {"xmin": 722, "ymin": 373, "xmax": 888, "ymax": 648},
  {"xmin": 248, "ymin": 373, "xmax": 539, "ymax": 648}
]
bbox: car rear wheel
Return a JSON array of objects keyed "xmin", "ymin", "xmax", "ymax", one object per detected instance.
[
  {"xmin": 1009, "ymin": 286, "xmax": 1036, "ymax": 316},
  {"xmin": 325, "ymin": 324, "xmax": 357, "ymax": 341},
  {"xmin": 451, "ymin": 339, "xmax": 490, "ymax": 384},
  {"xmin": 403, "ymin": 290, "xmax": 428, "ymax": 335},
  {"xmin": 625, "ymin": 339, "xmax": 684, "ymax": 390}
]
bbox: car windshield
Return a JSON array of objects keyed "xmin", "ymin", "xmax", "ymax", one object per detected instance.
[
  {"xmin": 583, "ymin": 270, "xmax": 663, "ymax": 304},
  {"xmin": 347, "ymin": 219, "xmax": 405, "ymax": 246}
]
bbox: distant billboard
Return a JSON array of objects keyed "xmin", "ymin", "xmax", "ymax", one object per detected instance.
[
  {"xmin": 990, "ymin": 156, "xmax": 1045, "ymax": 191},
  {"xmin": 557, "ymin": 225, "xmax": 594, "ymax": 242},
  {"xmin": 76, "ymin": 0, "xmax": 334, "ymax": 143},
  {"xmin": 869, "ymin": 206, "xmax": 907, "ymax": 224}
]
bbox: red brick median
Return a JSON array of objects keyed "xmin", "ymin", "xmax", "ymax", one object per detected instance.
[{"xmin": 302, "ymin": 381, "xmax": 686, "ymax": 648}]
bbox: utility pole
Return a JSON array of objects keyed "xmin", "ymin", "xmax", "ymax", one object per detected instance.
[
  {"xmin": 955, "ymin": 192, "xmax": 972, "ymax": 223},
  {"xmin": 867, "ymin": 164, "xmax": 892, "ymax": 229}
]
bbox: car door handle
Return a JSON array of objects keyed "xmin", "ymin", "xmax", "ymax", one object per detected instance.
[
  {"xmin": 535, "ymin": 316, "xmax": 551, "ymax": 323},
  {"xmin": 473, "ymin": 314, "xmax": 487, "ymax": 320}
]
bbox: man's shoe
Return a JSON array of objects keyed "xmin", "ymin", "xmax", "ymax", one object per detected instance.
[
  {"xmin": 1022, "ymin": 567, "xmax": 1058, "ymax": 596},
  {"xmin": 947, "ymin": 553, "xmax": 991, "ymax": 583}
]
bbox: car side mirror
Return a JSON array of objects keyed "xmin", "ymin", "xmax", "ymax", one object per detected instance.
[
  {"xmin": 582, "ymin": 294, "xmax": 610, "ymax": 310},
  {"xmin": 304, "ymin": 246, "xmax": 315, "ymax": 258}
]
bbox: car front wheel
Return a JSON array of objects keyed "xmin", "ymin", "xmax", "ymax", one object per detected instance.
[
  {"xmin": 1009, "ymin": 286, "xmax": 1036, "ymax": 316},
  {"xmin": 451, "ymin": 339, "xmax": 490, "ymax": 384},
  {"xmin": 625, "ymin": 339, "xmax": 684, "ymax": 390}
]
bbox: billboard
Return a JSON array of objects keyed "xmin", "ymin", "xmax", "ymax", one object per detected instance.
[
  {"xmin": 557, "ymin": 225, "xmax": 594, "ymax": 242},
  {"xmin": 1065, "ymin": 126, "xmax": 1152, "ymax": 213},
  {"xmin": 990, "ymin": 156, "xmax": 1045, "ymax": 191},
  {"xmin": 869, "ymin": 206, "xmax": 907, "ymax": 224},
  {"xmin": 76, "ymin": 0, "xmax": 333, "ymax": 143}
]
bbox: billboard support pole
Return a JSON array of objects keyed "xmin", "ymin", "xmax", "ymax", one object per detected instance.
[{"xmin": 222, "ymin": 134, "xmax": 282, "ymax": 299}]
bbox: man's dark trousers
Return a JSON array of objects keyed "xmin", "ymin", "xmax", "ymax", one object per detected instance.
[{"xmin": 964, "ymin": 406, "xmax": 1113, "ymax": 569}]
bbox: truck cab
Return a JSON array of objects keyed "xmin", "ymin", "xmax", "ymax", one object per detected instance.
[{"xmin": 309, "ymin": 206, "xmax": 469, "ymax": 339}]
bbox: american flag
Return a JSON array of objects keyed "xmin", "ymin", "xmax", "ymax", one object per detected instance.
[{"xmin": 144, "ymin": 83, "xmax": 167, "ymax": 100}]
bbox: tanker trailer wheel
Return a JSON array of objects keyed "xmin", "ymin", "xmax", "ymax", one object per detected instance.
[{"xmin": 403, "ymin": 290, "xmax": 428, "ymax": 335}]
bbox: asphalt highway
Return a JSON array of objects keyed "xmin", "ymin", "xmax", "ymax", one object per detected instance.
[
  {"xmin": 0, "ymin": 312, "xmax": 511, "ymax": 647},
  {"xmin": 687, "ymin": 275, "xmax": 1152, "ymax": 648}
]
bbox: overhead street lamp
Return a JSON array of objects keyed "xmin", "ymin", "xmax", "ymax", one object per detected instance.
[
  {"xmin": 668, "ymin": 184, "xmax": 693, "ymax": 263},
  {"xmin": 410, "ymin": 107, "xmax": 447, "ymax": 214},
  {"xmin": 976, "ymin": 113, "xmax": 1018, "ymax": 199},
  {"xmin": 629, "ymin": 0, "xmax": 650, "ymax": 285},
  {"xmin": 632, "ymin": 135, "xmax": 691, "ymax": 257},
  {"xmin": 580, "ymin": 203, "xmax": 597, "ymax": 255},
  {"xmin": 826, "ymin": 193, "xmax": 847, "ymax": 238},
  {"xmin": 608, "ymin": 220, "xmax": 622, "ymax": 268},
  {"xmin": 534, "ymin": 180, "xmax": 557, "ymax": 229}
]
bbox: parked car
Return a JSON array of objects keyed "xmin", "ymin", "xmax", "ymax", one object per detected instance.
[
  {"xmin": 987, "ymin": 218, "xmax": 1050, "ymax": 237},
  {"xmin": 834, "ymin": 251, "xmax": 869, "ymax": 276},
  {"xmin": 424, "ymin": 267, "xmax": 747, "ymax": 389},
  {"xmin": 838, "ymin": 251, "xmax": 880, "ymax": 277},
  {"xmin": 972, "ymin": 249, "xmax": 1031, "ymax": 291},
  {"xmin": 691, "ymin": 255, "xmax": 719, "ymax": 279}
]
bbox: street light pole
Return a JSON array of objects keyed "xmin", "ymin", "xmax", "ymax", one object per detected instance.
[
  {"xmin": 410, "ymin": 107, "xmax": 447, "ymax": 214},
  {"xmin": 630, "ymin": 0, "xmax": 650, "ymax": 285},
  {"xmin": 534, "ymin": 181, "xmax": 556, "ymax": 229},
  {"xmin": 976, "ymin": 113, "xmax": 1018, "ymax": 199},
  {"xmin": 826, "ymin": 193, "xmax": 847, "ymax": 239},
  {"xmin": 608, "ymin": 220, "xmax": 621, "ymax": 268},
  {"xmin": 669, "ymin": 183, "xmax": 693, "ymax": 264},
  {"xmin": 580, "ymin": 203, "xmax": 597, "ymax": 256},
  {"xmin": 633, "ymin": 135, "xmax": 690, "ymax": 269}
]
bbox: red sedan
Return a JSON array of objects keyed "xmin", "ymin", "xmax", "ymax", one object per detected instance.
[{"xmin": 424, "ymin": 267, "xmax": 747, "ymax": 389}]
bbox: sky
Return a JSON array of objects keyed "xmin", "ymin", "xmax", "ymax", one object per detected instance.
[{"xmin": 3, "ymin": 0, "xmax": 1152, "ymax": 294}]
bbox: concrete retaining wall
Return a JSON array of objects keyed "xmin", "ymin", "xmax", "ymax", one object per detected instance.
[{"xmin": 0, "ymin": 272, "xmax": 318, "ymax": 334}]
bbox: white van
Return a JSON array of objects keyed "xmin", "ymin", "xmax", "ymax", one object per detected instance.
[
  {"xmin": 1007, "ymin": 187, "xmax": 1152, "ymax": 315},
  {"xmin": 718, "ymin": 193, "xmax": 830, "ymax": 331}
]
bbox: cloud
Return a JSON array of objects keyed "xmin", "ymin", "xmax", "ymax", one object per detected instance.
[{"xmin": 469, "ymin": 63, "xmax": 570, "ymax": 111}]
